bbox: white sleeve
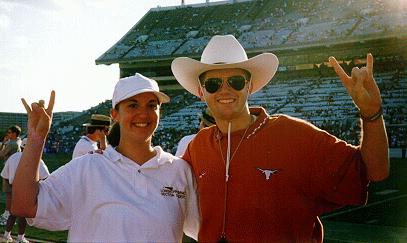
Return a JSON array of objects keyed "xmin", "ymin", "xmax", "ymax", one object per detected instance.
[
  {"xmin": 183, "ymin": 166, "xmax": 200, "ymax": 240},
  {"xmin": 1, "ymin": 153, "xmax": 20, "ymax": 180},
  {"xmin": 175, "ymin": 135, "xmax": 195, "ymax": 157},
  {"xmin": 175, "ymin": 137, "xmax": 188, "ymax": 157},
  {"xmin": 72, "ymin": 139, "xmax": 94, "ymax": 159},
  {"xmin": 39, "ymin": 160, "xmax": 50, "ymax": 179},
  {"xmin": 1, "ymin": 158, "xmax": 10, "ymax": 179},
  {"xmin": 27, "ymin": 163, "xmax": 73, "ymax": 231}
]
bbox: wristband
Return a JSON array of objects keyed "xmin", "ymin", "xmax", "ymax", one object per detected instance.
[{"xmin": 360, "ymin": 106, "xmax": 383, "ymax": 122}]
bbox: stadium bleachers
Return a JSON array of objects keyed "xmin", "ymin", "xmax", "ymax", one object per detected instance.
[{"xmin": 96, "ymin": 0, "xmax": 407, "ymax": 63}]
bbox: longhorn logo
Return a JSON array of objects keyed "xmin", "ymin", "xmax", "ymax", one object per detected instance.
[{"xmin": 256, "ymin": 168, "xmax": 279, "ymax": 180}]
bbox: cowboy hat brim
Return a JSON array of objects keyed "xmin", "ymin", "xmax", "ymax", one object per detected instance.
[{"xmin": 171, "ymin": 53, "xmax": 279, "ymax": 97}]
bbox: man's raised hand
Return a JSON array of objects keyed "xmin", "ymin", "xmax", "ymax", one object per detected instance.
[{"xmin": 329, "ymin": 54, "xmax": 382, "ymax": 117}]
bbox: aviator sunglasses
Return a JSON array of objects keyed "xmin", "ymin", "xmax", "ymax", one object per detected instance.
[{"xmin": 201, "ymin": 75, "xmax": 248, "ymax": 94}]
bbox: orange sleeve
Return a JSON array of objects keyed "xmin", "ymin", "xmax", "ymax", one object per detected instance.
[{"xmin": 307, "ymin": 127, "xmax": 369, "ymax": 214}]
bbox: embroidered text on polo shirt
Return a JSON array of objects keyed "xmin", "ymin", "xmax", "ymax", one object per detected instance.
[{"xmin": 161, "ymin": 186, "xmax": 186, "ymax": 199}]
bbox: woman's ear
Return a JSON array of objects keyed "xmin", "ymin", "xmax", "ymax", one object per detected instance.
[{"xmin": 111, "ymin": 107, "xmax": 119, "ymax": 123}]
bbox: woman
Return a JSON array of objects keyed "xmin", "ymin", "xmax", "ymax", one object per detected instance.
[{"xmin": 11, "ymin": 73, "xmax": 199, "ymax": 242}]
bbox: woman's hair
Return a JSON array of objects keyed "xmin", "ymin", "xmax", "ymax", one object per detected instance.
[{"xmin": 106, "ymin": 122, "xmax": 120, "ymax": 147}]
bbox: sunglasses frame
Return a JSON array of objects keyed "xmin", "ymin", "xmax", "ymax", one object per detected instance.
[{"xmin": 201, "ymin": 75, "xmax": 249, "ymax": 94}]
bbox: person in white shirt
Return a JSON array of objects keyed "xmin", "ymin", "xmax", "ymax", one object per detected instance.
[
  {"xmin": 0, "ymin": 138, "xmax": 49, "ymax": 243},
  {"xmin": 72, "ymin": 114, "xmax": 111, "ymax": 159},
  {"xmin": 175, "ymin": 107, "xmax": 215, "ymax": 157},
  {"xmin": 12, "ymin": 73, "xmax": 200, "ymax": 242},
  {"xmin": 0, "ymin": 125, "xmax": 22, "ymax": 227}
]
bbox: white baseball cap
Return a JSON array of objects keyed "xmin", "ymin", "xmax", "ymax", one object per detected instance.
[{"xmin": 112, "ymin": 73, "xmax": 170, "ymax": 108}]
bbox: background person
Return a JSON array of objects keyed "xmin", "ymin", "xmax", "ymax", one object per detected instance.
[
  {"xmin": 171, "ymin": 34, "xmax": 389, "ymax": 242},
  {"xmin": 11, "ymin": 73, "xmax": 199, "ymax": 242},
  {"xmin": 0, "ymin": 125, "xmax": 22, "ymax": 226},
  {"xmin": 0, "ymin": 126, "xmax": 22, "ymax": 162},
  {"xmin": 72, "ymin": 114, "xmax": 110, "ymax": 159},
  {"xmin": 175, "ymin": 107, "xmax": 215, "ymax": 157},
  {"xmin": 0, "ymin": 138, "xmax": 49, "ymax": 243}
]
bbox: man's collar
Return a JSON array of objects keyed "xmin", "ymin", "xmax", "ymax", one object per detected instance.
[
  {"xmin": 212, "ymin": 106, "xmax": 269, "ymax": 141},
  {"xmin": 83, "ymin": 135, "xmax": 97, "ymax": 143}
]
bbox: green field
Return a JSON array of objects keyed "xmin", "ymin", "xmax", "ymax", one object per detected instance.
[
  {"xmin": 323, "ymin": 158, "xmax": 407, "ymax": 243},
  {"xmin": 1, "ymin": 155, "xmax": 406, "ymax": 242}
]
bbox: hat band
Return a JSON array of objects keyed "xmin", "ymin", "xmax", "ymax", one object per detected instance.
[{"xmin": 90, "ymin": 120, "xmax": 110, "ymax": 126}]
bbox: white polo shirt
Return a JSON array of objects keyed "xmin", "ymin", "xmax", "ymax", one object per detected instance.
[
  {"xmin": 30, "ymin": 146, "xmax": 200, "ymax": 242},
  {"xmin": 72, "ymin": 136, "xmax": 98, "ymax": 159},
  {"xmin": 1, "ymin": 152, "xmax": 49, "ymax": 183}
]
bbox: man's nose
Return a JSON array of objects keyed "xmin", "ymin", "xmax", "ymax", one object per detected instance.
[{"xmin": 218, "ymin": 79, "xmax": 233, "ymax": 92}]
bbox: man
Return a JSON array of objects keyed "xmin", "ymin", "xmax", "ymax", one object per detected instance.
[
  {"xmin": 0, "ymin": 126, "xmax": 22, "ymax": 162},
  {"xmin": 0, "ymin": 125, "xmax": 22, "ymax": 226},
  {"xmin": 171, "ymin": 35, "xmax": 389, "ymax": 242},
  {"xmin": 175, "ymin": 107, "xmax": 216, "ymax": 157},
  {"xmin": 0, "ymin": 138, "xmax": 49, "ymax": 243},
  {"xmin": 72, "ymin": 114, "xmax": 110, "ymax": 159}
]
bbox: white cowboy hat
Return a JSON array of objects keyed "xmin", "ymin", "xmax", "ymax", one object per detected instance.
[{"xmin": 171, "ymin": 35, "xmax": 279, "ymax": 97}]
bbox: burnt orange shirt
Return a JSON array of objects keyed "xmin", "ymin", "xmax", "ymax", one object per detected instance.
[{"xmin": 183, "ymin": 107, "xmax": 368, "ymax": 243}]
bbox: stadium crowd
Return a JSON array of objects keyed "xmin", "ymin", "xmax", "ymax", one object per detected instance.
[{"xmin": 29, "ymin": 67, "xmax": 405, "ymax": 155}]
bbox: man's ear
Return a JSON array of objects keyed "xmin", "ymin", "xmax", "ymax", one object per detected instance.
[
  {"xmin": 248, "ymin": 80, "xmax": 254, "ymax": 95},
  {"xmin": 198, "ymin": 86, "xmax": 205, "ymax": 101}
]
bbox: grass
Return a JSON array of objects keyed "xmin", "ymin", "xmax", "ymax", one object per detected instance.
[
  {"xmin": 42, "ymin": 153, "xmax": 72, "ymax": 173},
  {"xmin": 0, "ymin": 201, "xmax": 68, "ymax": 242}
]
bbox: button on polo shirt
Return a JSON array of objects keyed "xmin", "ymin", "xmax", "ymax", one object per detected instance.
[{"xmin": 30, "ymin": 146, "xmax": 200, "ymax": 242}]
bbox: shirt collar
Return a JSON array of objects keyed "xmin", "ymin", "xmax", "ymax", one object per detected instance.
[
  {"xmin": 103, "ymin": 145, "xmax": 174, "ymax": 168},
  {"xmin": 246, "ymin": 106, "xmax": 270, "ymax": 139},
  {"xmin": 212, "ymin": 106, "xmax": 270, "ymax": 141},
  {"xmin": 82, "ymin": 136, "xmax": 97, "ymax": 143}
]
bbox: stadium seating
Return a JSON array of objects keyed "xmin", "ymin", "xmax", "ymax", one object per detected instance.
[
  {"xmin": 46, "ymin": 69, "xmax": 407, "ymax": 154},
  {"xmin": 151, "ymin": 70, "xmax": 406, "ymax": 153}
]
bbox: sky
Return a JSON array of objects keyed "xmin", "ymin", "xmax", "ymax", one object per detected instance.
[{"xmin": 0, "ymin": 0, "xmax": 221, "ymax": 113}]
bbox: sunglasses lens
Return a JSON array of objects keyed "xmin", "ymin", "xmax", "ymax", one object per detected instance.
[
  {"xmin": 204, "ymin": 78, "xmax": 223, "ymax": 93},
  {"xmin": 228, "ymin": 75, "xmax": 246, "ymax": 91}
]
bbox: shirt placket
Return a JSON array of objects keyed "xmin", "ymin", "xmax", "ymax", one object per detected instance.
[{"xmin": 134, "ymin": 168, "xmax": 148, "ymax": 197}]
